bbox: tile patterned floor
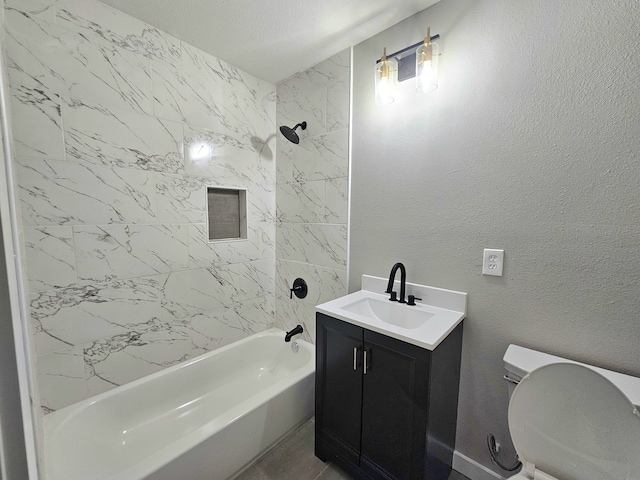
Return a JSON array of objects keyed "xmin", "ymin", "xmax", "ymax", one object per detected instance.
[{"xmin": 235, "ymin": 419, "xmax": 470, "ymax": 480}]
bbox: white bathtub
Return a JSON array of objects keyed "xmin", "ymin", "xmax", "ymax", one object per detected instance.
[{"xmin": 43, "ymin": 328, "xmax": 315, "ymax": 480}]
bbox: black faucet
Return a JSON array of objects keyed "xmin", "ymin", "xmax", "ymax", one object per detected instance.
[
  {"xmin": 285, "ymin": 325, "xmax": 304, "ymax": 342},
  {"xmin": 385, "ymin": 263, "xmax": 407, "ymax": 303}
]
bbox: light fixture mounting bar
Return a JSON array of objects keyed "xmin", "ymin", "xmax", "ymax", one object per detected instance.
[{"xmin": 374, "ymin": 34, "xmax": 440, "ymax": 64}]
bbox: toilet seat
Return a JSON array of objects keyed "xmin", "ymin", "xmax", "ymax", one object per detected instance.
[{"xmin": 508, "ymin": 362, "xmax": 640, "ymax": 480}]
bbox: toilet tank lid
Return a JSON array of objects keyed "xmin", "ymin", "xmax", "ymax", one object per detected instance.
[{"xmin": 504, "ymin": 344, "xmax": 640, "ymax": 409}]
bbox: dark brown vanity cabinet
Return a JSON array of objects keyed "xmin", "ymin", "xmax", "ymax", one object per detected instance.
[{"xmin": 315, "ymin": 313, "xmax": 463, "ymax": 480}]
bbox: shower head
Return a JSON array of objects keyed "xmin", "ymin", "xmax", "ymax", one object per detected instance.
[{"xmin": 279, "ymin": 121, "xmax": 307, "ymax": 144}]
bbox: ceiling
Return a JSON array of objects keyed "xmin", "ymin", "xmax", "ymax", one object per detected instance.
[{"xmin": 97, "ymin": 0, "xmax": 440, "ymax": 84}]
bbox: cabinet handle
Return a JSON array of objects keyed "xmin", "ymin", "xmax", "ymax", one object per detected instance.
[
  {"xmin": 353, "ymin": 347, "xmax": 358, "ymax": 371},
  {"xmin": 363, "ymin": 350, "xmax": 368, "ymax": 375}
]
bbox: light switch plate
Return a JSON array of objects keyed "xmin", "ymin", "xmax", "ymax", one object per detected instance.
[{"xmin": 482, "ymin": 249, "xmax": 504, "ymax": 276}]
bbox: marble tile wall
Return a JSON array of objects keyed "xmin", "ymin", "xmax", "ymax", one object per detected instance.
[
  {"xmin": 5, "ymin": 0, "xmax": 277, "ymax": 412},
  {"xmin": 275, "ymin": 50, "xmax": 350, "ymax": 344}
]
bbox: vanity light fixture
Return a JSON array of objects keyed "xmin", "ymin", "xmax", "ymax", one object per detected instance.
[
  {"xmin": 374, "ymin": 28, "xmax": 440, "ymax": 104},
  {"xmin": 374, "ymin": 47, "xmax": 397, "ymax": 105}
]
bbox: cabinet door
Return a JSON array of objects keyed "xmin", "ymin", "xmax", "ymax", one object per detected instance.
[
  {"xmin": 316, "ymin": 313, "xmax": 364, "ymax": 467},
  {"xmin": 360, "ymin": 329, "xmax": 431, "ymax": 480}
]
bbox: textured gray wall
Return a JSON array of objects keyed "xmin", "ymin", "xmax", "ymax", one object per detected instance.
[{"xmin": 350, "ymin": 0, "xmax": 640, "ymax": 475}]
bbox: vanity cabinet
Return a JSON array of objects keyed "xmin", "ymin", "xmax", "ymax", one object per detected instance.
[{"xmin": 315, "ymin": 313, "xmax": 463, "ymax": 480}]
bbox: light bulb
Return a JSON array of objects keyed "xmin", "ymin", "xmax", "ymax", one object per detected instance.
[
  {"xmin": 375, "ymin": 49, "xmax": 397, "ymax": 105},
  {"xmin": 416, "ymin": 38, "xmax": 439, "ymax": 94},
  {"xmin": 377, "ymin": 70, "xmax": 393, "ymax": 105}
]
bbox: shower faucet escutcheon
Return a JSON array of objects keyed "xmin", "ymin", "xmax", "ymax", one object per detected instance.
[
  {"xmin": 385, "ymin": 262, "xmax": 407, "ymax": 303},
  {"xmin": 289, "ymin": 278, "xmax": 308, "ymax": 299}
]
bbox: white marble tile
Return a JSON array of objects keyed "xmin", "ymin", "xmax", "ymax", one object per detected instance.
[
  {"xmin": 206, "ymin": 263, "xmax": 253, "ymax": 305},
  {"xmin": 189, "ymin": 309, "xmax": 251, "ymax": 354},
  {"xmin": 30, "ymin": 277, "xmax": 166, "ymax": 355},
  {"xmin": 5, "ymin": 0, "xmax": 55, "ymax": 21},
  {"xmin": 307, "ymin": 49, "xmax": 351, "ymax": 87},
  {"xmin": 5, "ymin": 0, "xmax": 287, "ymax": 411},
  {"xmin": 160, "ymin": 268, "xmax": 231, "ymax": 319},
  {"xmin": 180, "ymin": 43, "xmax": 275, "ymax": 140},
  {"xmin": 153, "ymin": 47, "xmax": 276, "ymax": 141},
  {"xmin": 189, "ymin": 296, "xmax": 273, "ymax": 353},
  {"xmin": 254, "ymin": 134, "xmax": 277, "ymax": 185},
  {"xmin": 17, "ymin": 158, "xmax": 157, "ymax": 226},
  {"xmin": 156, "ymin": 271, "xmax": 196, "ymax": 322},
  {"xmin": 150, "ymin": 59, "xmax": 198, "ymax": 125},
  {"xmin": 274, "ymin": 258, "xmax": 342, "ymax": 342},
  {"xmin": 274, "ymin": 53, "xmax": 349, "ymax": 348},
  {"xmin": 160, "ymin": 262, "xmax": 273, "ymax": 321},
  {"xmin": 237, "ymin": 259, "xmax": 275, "ymax": 300},
  {"xmin": 8, "ymin": 0, "xmax": 285, "ymax": 408},
  {"xmin": 5, "ymin": 9, "xmax": 153, "ymax": 115},
  {"xmin": 74, "ymin": 224, "xmax": 189, "ymax": 284},
  {"xmin": 277, "ymin": 181, "xmax": 325, "ymax": 223},
  {"xmin": 9, "ymin": 76, "xmax": 64, "ymax": 159},
  {"xmin": 276, "ymin": 223, "xmax": 347, "ymax": 270},
  {"xmin": 84, "ymin": 319, "xmax": 192, "ymax": 395},
  {"xmin": 275, "ymin": 259, "xmax": 324, "ymax": 308},
  {"xmin": 184, "ymin": 125, "xmax": 258, "ymax": 184},
  {"xmin": 188, "ymin": 221, "xmax": 275, "ymax": 268},
  {"xmin": 274, "ymin": 298, "xmax": 316, "ymax": 345},
  {"xmin": 63, "ymin": 101, "xmax": 184, "ymax": 173},
  {"xmin": 292, "ymin": 128, "xmax": 349, "ymax": 182},
  {"xmin": 325, "ymin": 177, "xmax": 349, "ymax": 224},
  {"xmin": 248, "ymin": 183, "xmax": 276, "ymax": 224},
  {"xmin": 24, "ymin": 226, "xmax": 76, "ymax": 293},
  {"xmin": 32, "ymin": 314, "xmax": 74, "ymax": 359},
  {"xmin": 37, "ymin": 347, "xmax": 86, "ymax": 412},
  {"xmin": 56, "ymin": 0, "xmax": 181, "ymax": 66},
  {"xmin": 157, "ymin": 267, "xmax": 253, "ymax": 323},
  {"xmin": 276, "ymin": 78, "xmax": 325, "ymax": 140},
  {"xmin": 155, "ymin": 173, "xmax": 207, "ymax": 223},
  {"xmin": 318, "ymin": 267, "xmax": 348, "ymax": 305},
  {"xmin": 30, "ymin": 288, "xmax": 128, "ymax": 355},
  {"xmin": 276, "ymin": 136, "xmax": 295, "ymax": 185},
  {"xmin": 152, "ymin": 50, "xmax": 231, "ymax": 134},
  {"xmin": 326, "ymin": 76, "xmax": 350, "ymax": 132}
]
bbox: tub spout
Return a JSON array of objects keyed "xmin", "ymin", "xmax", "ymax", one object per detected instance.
[{"xmin": 285, "ymin": 325, "xmax": 303, "ymax": 342}]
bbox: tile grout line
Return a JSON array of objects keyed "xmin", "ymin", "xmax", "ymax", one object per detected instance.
[{"xmin": 312, "ymin": 463, "xmax": 332, "ymax": 480}]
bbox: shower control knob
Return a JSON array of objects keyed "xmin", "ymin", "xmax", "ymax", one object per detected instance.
[{"xmin": 289, "ymin": 278, "xmax": 308, "ymax": 299}]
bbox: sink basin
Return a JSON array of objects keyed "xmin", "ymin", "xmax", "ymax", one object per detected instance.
[
  {"xmin": 341, "ymin": 297, "xmax": 434, "ymax": 330},
  {"xmin": 315, "ymin": 276, "xmax": 467, "ymax": 351}
]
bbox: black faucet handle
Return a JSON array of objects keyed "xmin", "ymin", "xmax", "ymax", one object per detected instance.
[
  {"xmin": 407, "ymin": 295, "xmax": 422, "ymax": 306},
  {"xmin": 289, "ymin": 278, "xmax": 308, "ymax": 299},
  {"xmin": 389, "ymin": 291, "xmax": 398, "ymax": 302}
]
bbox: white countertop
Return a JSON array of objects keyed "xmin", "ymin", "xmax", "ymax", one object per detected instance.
[{"xmin": 316, "ymin": 275, "xmax": 467, "ymax": 351}]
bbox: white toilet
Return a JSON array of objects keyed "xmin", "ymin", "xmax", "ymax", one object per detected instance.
[{"xmin": 503, "ymin": 345, "xmax": 640, "ymax": 480}]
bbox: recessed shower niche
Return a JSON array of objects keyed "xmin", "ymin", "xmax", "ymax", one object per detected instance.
[{"xmin": 206, "ymin": 186, "xmax": 248, "ymax": 241}]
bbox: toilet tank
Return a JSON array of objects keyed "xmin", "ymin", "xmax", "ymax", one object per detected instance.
[{"xmin": 503, "ymin": 345, "xmax": 640, "ymax": 408}]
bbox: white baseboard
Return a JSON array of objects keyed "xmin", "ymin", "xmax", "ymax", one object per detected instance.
[{"xmin": 453, "ymin": 451, "xmax": 509, "ymax": 480}]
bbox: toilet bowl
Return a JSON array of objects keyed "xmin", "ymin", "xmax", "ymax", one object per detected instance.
[{"xmin": 503, "ymin": 345, "xmax": 640, "ymax": 480}]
